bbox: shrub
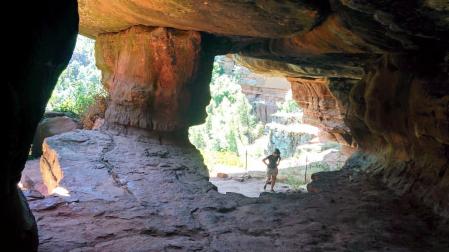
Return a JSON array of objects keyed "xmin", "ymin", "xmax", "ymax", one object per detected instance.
[
  {"xmin": 189, "ymin": 56, "xmax": 260, "ymax": 154},
  {"xmin": 200, "ymin": 150, "xmax": 243, "ymax": 169}
]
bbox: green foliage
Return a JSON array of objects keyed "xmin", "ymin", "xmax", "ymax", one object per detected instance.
[
  {"xmin": 189, "ymin": 58, "xmax": 263, "ymax": 156},
  {"xmin": 201, "ymin": 150, "xmax": 243, "ymax": 169},
  {"xmin": 285, "ymin": 176, "xmax": 305, "ymax": 190},
  {"xmin": 277, "ymin": 90, "xmax": 301, "ymax": 113},
  {"xmin": 47, "ymin": 35, "xmax": 106, "ymax": 116},
  {"xmin": 280, "ymin": 161, "xmax": 332, "ymax": 190},
  {"xmin": 321, "ymin": 141, "xmax": 340, "ymax": 151},
  {"xmin": 309, "ymin": 162, "xmax": 331, "ymax": 172}
]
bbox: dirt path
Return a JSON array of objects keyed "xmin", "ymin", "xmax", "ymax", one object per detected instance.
[{"xmin": 24, "ymin": 130, "xmax": 449, "ymax": 251}]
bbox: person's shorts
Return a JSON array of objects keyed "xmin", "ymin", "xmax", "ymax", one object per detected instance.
[{"xmin": 267, "ymin": 168, "xmax": 278, "ymax": 177}]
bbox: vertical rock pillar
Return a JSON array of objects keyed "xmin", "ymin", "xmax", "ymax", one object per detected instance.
[{"xmin": 95, "ymin": 26, "xmax": 214, "ymax": 136}]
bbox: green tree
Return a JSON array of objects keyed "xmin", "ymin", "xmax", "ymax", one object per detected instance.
[
  {"xmin": 47, "ymin": 35, "xmax": 106, "ymax": 116},
  {"xmin": 189, "ymin": 56, "xmax": 263, "ymax": 156}
]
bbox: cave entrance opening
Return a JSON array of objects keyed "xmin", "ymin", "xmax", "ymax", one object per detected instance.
[
  {"xmin": 188, "ymin": 56, "xmax": 349, "ymax": 197},
  {"xmin": 19, "ymin": 37, "xmax": 350, "ymax": 201}
]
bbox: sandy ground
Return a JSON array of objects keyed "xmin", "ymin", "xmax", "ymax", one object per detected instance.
[{"xmin": 209, "ymin": 176, "xmax": 303, "ymax": 198}]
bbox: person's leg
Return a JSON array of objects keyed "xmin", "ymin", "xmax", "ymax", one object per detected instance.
[
  {"xmin": 264, "ymin": 170, "xmax": 271, "ymax": 190},
  {"xmin": 271, "ymin": 169, "xmax": 278, "ymax": 191},
  {"xmin": 271, "ymin": 175, "xmax": 277, "ymax": 191}
]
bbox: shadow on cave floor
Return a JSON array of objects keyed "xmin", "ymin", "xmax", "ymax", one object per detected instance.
[{"xmin": 22, "ymin": 130, "xmax": 449, "ymax": 251}]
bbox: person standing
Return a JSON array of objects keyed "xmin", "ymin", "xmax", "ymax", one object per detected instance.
[{"xmin": 263, "ymin": 148, "xmax": 281, "ymax": 192}]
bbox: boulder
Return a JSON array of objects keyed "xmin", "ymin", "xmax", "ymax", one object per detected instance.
[{"xmin": 216, "ymin": 172, "xmax": 229, "ymax": 179}]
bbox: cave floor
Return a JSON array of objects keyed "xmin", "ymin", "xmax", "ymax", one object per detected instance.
[{"xmin": 25, "ymin": 130, "xmax": 449, "ymax": 252}]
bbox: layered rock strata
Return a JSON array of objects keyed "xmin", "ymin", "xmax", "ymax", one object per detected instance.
[
  {"xmin": 78, "ymin": 0, "xmax": 323, "ymax": 38},
  {"xmin": 346, "ymin": 54, "xmax": 449, "ymax": 217},
  {"xmin": 289, "ymin": 77, "xmax": 356, "ymax": 147}
]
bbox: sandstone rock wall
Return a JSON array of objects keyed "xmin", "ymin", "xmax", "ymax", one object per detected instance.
[
  {"xmin": 78, "ymin": 0, "xmax": 323, "ymax": 38},
  {"xmin": 5, "ymin": 0, "xmax": 449, "ymax": 249},
  {"xmin": 289, "ymin": 77, "xmax": 356, "ymax": 147},
  {"xmin": 35, "ymin": 129, "xmax": 449, "ymax": 250},
  {"xmin": 346, "ymin": 54, "xmax": 449, "ymax": 217},
  {"xmin": 239, "ymin": 77, "xmax": 290, "ymax": 123},
  {"xmin": 95, "ymin": 26, "xmax": 214, "ymax": 132}
]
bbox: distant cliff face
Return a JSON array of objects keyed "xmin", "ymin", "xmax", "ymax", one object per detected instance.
[
  {"xmin": 239, "ymin": 77, "xmax": 290, "ymax": 124},
  {"xmin": 217, "ymin": 57, "xmax": 291, "ymax": 123}
]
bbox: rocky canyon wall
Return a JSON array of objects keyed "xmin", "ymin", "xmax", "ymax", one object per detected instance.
[
  {"xmin": 288, "ymin": 77, "xmax": 357, "ymax": 147},
  {"xmin": 253, "ymin": 53, "xmax": 449, "ymax": 217},
  {"xmin": 216, "ymin": 56, "xmax": 291, "ymax": 123}
]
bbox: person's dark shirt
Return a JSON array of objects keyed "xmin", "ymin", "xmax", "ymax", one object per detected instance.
[{"xmin": 266, "ymin": 155, "xmax": 280, "ymax": 169}]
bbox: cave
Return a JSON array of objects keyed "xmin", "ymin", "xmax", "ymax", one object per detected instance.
[{"xmin": 3, "ymin": 1, "xmax": 449, "ymax": 251}]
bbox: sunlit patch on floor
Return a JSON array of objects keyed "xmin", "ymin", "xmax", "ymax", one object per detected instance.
[{"xmin": 51, "ymin": 186, "xmax": 70, "ymax": 197}]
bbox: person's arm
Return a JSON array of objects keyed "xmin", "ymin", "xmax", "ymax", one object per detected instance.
[
  {"xmin": 262, "ymin": 156, "xmax": 269, "ymax": 165},
  {"xmin": 277, "ymin": 157, "xmax": 281, "ymax": 166}
]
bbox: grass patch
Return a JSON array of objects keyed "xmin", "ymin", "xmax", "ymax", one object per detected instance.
[
  {"xmin": 200, "ymin": 150, "xmax": 243, "ymax": 169},
  {"xmin": 279, "ymin": 161, "xmax": 333, "ymax": 189}
]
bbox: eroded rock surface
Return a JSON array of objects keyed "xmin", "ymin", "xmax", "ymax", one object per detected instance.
[
  {"xmin": 33, "ymin": 130, "xmax": 449, "ymax": 251},
  {"xmin": 346, "ymin": 54, "xmax": 449, "ymax": 218},
  {"xmin": 78, "ymin": 0, "xmax": 322, "ymax": 38},
  {"xmin": 31, "ymin": 116, "xmax": 81, "ymax": 157},
  {"xmin": 96, "ymin": 26, "xmax": 214, "ymax": 131},
  {"xmin": 289, "ymin": 77, "xmax": 355, "ymax": 147},
  {"xmin": 5, "ymin": 0, "xmax": 449, "ymax": 250}
]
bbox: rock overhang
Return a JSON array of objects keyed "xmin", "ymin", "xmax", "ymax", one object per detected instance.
[
  {"xmin": 78, "ymin": 0, "xmax": 326, "ymax": 39},
  {"xmin": 76, "ymin": 0, "xmax": 449, "ymax": 218}
]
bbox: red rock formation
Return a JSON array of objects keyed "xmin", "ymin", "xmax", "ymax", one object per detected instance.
[
  {"xmin": 288, "ymin": 77, "xmax": 355, "ymax": 147},
  {"xmin": 346, "ymin": 54, "xmax": 449, "ymax": 217},
  {"xmin": 78, "ymin": 0, "xmax": 321, "ymax": 38},
  {"xmin": 4, "ymin": 0, "xmax": 449, "ymax": 249},
  {"xmin": 95, "ymin": 26, "xmax": 214, "ymax": 132},
  {"xmin": 267, "ymin": 15, "xmax": 385, "ymax": 55}
]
